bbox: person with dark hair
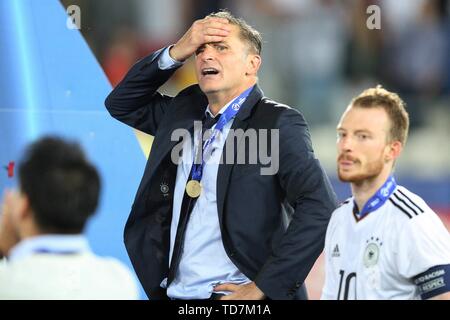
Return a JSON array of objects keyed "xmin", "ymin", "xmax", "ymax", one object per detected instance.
[
  {"xmin": 105, "ymin": 10, "xmax": 337, "ymax": 300},
  {"xmin": 0, "ymin": 137, "xmax": 139, "ymax": 299}
]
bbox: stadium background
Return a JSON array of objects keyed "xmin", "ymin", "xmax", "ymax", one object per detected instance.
[{"xmin": 0, "ymin": 0, "xmax": 449, "ymax": 299}]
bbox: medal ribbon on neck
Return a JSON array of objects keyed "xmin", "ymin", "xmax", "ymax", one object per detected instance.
[
  {"xmin": 185, "ymin": 86, "xmax": 254, "ymax": 198},
  {"xmin": 190, "ymin": 86, "xmax": 254, "ymax": 183},
  {"xmin": 356, "ymin": 175, "xmax": 397, "ymax": 219}
]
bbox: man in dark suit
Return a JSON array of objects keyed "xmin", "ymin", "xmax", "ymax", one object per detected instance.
[{"xmin": 105, "ymin": 10, "xmax": 337, "ymax": 300}]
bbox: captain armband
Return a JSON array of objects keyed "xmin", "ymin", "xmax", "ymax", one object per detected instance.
[{"xmin": 413, "ymin": 264, "xmax": 450, "ymax": 299}]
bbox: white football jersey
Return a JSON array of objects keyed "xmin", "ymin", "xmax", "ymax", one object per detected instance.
[
  {"xmin": 0, "ymin": 252, "xmax": 140, "ymax": 300},
  {"xmin": 321, "ymin": 186, "xmax": 450, "ymax": 300}
]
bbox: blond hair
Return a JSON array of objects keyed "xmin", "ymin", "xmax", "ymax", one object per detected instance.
[{"xmin": 351, "ymin": 85, "xmax": 409, "ymax": 145}]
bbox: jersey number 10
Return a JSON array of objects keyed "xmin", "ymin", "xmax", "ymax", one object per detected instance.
[{"xmin": 337, "ymin": 270, "xmax": 357, "ymax": 300}]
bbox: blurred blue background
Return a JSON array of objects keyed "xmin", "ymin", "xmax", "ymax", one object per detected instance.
[{"xmin": 0, "ymin": 0, "xmax": 146, "ymax": 298}]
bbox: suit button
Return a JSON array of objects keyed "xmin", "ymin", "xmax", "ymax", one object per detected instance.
[
  {"xmin": 229, "ymin": 251, "xmax": 235, "ymax": 257},
  {"xmin": 295, "ymin": 282, "xmax": 301, "ymax": 288}
]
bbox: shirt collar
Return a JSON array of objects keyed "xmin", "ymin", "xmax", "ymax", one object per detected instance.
[
  {"xmin": 8, "ymin": 234, "xmax": 90, "ymax": 262},
  {"xmin": 204, "ymin": 93, "xmax": 243, "ymax": 118}
]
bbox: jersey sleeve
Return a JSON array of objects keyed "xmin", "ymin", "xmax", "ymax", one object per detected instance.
[{"xmin": 395, "ymin": 209, "xmax": 450, "ymax": 298}]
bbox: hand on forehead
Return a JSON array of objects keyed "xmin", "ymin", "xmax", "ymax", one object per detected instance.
[{"xmin": 202, "ymin": 17, "xmax": 233, "ymax": 40}]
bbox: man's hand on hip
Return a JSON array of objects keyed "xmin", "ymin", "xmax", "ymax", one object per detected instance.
[{"xmin": 214, "ymin": 281, "xmax": 266, "ymax": 300}]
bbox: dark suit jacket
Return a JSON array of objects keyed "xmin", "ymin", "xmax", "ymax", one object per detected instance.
[{"xmin": 105, "ymin": 48, "xmax": 337, "ymax": 300}]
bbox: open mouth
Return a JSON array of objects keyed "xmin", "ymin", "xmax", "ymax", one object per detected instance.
[{"xmin": 201, "ymin": 68, "xmax": 219, "ymax": 76}]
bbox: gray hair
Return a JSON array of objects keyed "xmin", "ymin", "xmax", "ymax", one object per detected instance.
[{"xmin": 207, "ymin": 10, "xmax": 262, "ymax": 55}]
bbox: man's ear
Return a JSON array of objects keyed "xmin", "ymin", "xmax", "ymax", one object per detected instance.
[
  {"xmin": 15, "ymin": 192, "xmax": 31, "ymax": 223},
  {"xmin": 385, "ymin": 140, "xmax": 402, "ymax": 162},
  {"xmin": 0, "ymin": 191, "xmax": 23, "ymax": 256},
  {"xmin": 246, "ymin": 54, "xmax": 261, "ymax": 76}
]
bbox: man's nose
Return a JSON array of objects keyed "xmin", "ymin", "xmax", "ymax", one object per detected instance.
[
  {"xmin": 339, "ymin": 136, "xmax": 353, "ymax": 152},
  {"xmin": 200, "ymin": 45, "xmax": 214, "ymax": 61}
]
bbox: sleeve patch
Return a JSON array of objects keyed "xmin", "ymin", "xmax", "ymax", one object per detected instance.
[{"xmin": 413, "ymin": 264, "xmax": 450, "ymax": 299}]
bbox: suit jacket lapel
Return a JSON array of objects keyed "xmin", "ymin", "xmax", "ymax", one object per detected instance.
[
  {"xmin": 140, "ymin": 87, "xmax": 207, "ymax": 194},
  {"xmin": 216, "ymin": 85, "xmax": 264, "ymax": 225}
]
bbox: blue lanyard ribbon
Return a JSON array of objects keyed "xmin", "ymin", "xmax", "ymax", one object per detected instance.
[
  {"xmin": 356, "ymin": 175, "xmax": 397, "ymax": 218},
  {"xmin": 191, "ymin": 86, "xmax": 254, "ymax": 182}
]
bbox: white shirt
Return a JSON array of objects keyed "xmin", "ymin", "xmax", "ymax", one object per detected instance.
[
  {"xmin": 0, "ymin": 235, "xmax": 139, "ymax": 300},
  {"xmin": 321, "ymin": 186, "xmax": 450, "ymax": 300},
  {"xmin": 157, "ymin": 46, "xmax": 250, "ymax": 299},
  {"xmin": 165, "ymin": 103, "xmax": 250, "ymax": 299}
]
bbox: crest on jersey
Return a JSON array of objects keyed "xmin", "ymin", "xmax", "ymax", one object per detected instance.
[{"xmin": 363, "ymin": 237, "xmax": 382, "ymax": 267}]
